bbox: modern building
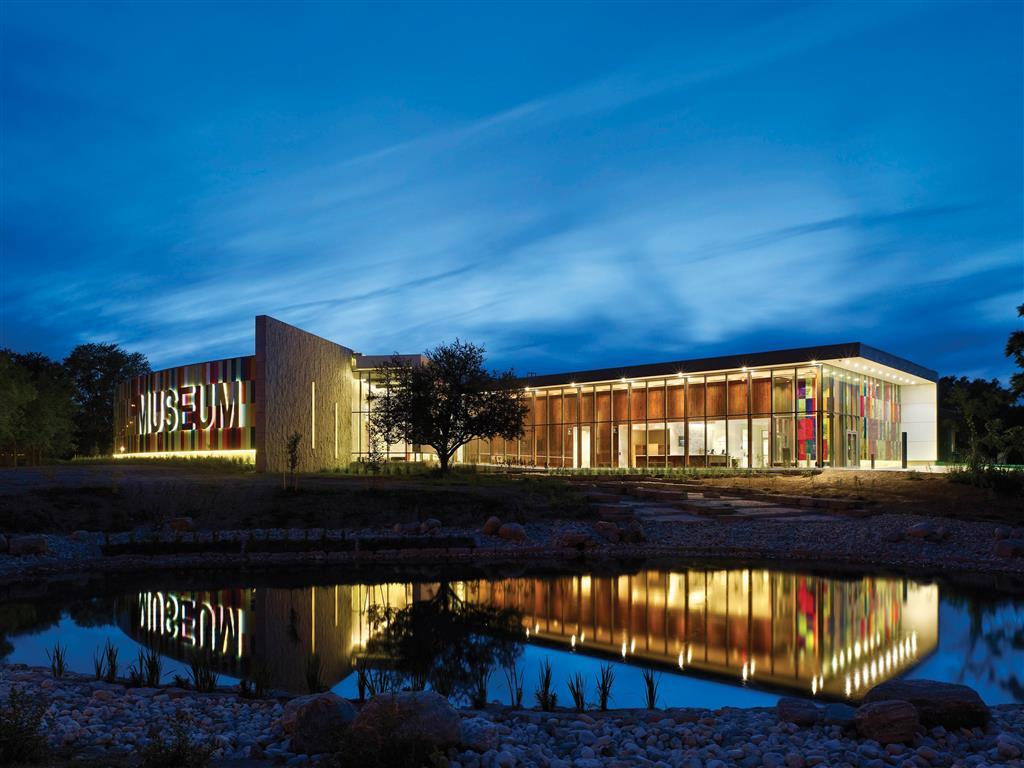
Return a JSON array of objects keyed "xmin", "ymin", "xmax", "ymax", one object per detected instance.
[
  {"xmin": 121, "ymin": 567, "xmax": 938, "ymax": 700},
  {"xmin": 114, "ymin": 315, "xmax": 938, "ymax": 473}
]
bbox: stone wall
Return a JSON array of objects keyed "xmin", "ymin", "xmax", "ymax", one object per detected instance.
[{"xmin": 255, "ymin": 315, "xmax": 355, "ymax": 473}]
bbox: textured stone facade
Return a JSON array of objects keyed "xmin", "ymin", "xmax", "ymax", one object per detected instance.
[{"xmin": 255, "ymin": 315, "xmax": 355, "ymax": 473}]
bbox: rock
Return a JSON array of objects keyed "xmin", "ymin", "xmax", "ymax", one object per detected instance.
[
  {"xmin": 556, "ymin": 532, "xmax": 595, "ymax": 549},
  {"xmin": 594, "ymin": 520, "xmax": 620, "ymax": 543},
  {"xmin": 461, "ymin": 716, "xmax": 500, "ymax": 752},
  {"xmin": 906, "ymin": 522, "xmax": 947, "ymax": 542},
  {"xmin": 995, "ymin": 538, "xmax": 1024, "ymax": 558},
  {"xmin": 497, "ymin": 523, "xmax": 527, "ymax": 542},
  {"xmin": 279, "ymin": 692, "xmax": 357, "ymax": 754},
  {"xmin": 419, "ymin": 518, "xmax": 442, "ymax": 534},
  {"xmin": 8, "ymin": 535, "xmax": 48, "ymax": 556},
  {"xmin": 482, "ymin": 516, "xmax": 502, "ymax": 536},
  {"xmin": 168, "ymin": 516, "xmax": 195, "ymax": 532},
  {"xmin": 994, "ymin": 526, "xmax": 1013, "ymax": 540},
  {"xmin": 997, "ymin": 734, "xmax": 1024, "ymax": 760},
  {"xmin": 776, "ymin": 697, "xmax": 820, "ymax": 726},
  {"xmin": 882, "ymin": 530, "xmax": 904, "ymax": 543},
  {"xmin": 0, "ymin": 533, "xmax": 7, "ymax": 552},
  {"xmin": 622, "ymin": 519, "xmax": 646, "ymax": 544},
  {"xmin": 863, "ymin": 679, "xmax": 990, "ymax": 728},
  {"xmin": 822, "ymin": 703, "xmax": 857, "ymax": 728},
  {"xmin": 855, "ymin": 700, "xmax": 920, "ymax": 744},
  {"xmin": 351, "ymin": 691, "xmax": 461, "ymax": 752},
  {"xmin": 70, "ymin": 530, "xmax": 91, "ymax": 541}
]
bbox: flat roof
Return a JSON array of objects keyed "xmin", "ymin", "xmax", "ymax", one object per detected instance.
[{"xmin": 519, "ymin": 342, "xmax": 938, "ymax": 388}]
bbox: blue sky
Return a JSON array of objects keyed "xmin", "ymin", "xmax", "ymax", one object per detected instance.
[{"xmin": 1, "ymin": 2, "xmax": 1021, "ymax": 379}]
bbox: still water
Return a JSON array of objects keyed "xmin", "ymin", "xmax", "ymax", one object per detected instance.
[{"xmin": 3, "ymin": 565, "xmax": 1022, "ymax": 708}]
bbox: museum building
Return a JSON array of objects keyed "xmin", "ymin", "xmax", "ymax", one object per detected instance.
[{"xmin": 113, "ymin": 315, "xmax": 938, "ymax": 474}]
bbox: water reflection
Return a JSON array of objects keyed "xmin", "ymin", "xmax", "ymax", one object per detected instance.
[{"xmin": 115, "ymin": 568, "xmax": 938, "ymax": 701}]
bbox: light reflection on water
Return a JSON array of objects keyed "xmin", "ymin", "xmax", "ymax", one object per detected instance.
[{"xmin": 2, "ymin": 567, "xmax": 1022, "ymax": 708}]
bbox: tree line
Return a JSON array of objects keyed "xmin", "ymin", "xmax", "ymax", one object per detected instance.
[{"xmin": 0, "ymin": 344, "xmax": 150, "ymax": 464}]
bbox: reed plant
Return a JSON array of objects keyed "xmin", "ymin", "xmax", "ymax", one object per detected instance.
[
  {"xmin": 305, "ymin": 652, "xmax": 325, "ymax": 693},
  {"xmin": 188, "ymin": 655, "xmax": 218, "ymax": 693},
  {"xmin": 534, "ymin": 659, "xmax": 557, "ymax": 711},
  {"xmin": 567, "ymin": 672, "xmax": 587, "ymax": 712},
  {"xmin": 46, "ymin": 642, "xmax": 67, "ymax": 678},
  {"xmin": 503, "ymin": 661, "xmax": 524, "ymax": 708},
  {"xmin": 642, "ymin": 668, "xmax": 661, "ymax": 709},
  {"xmin": 595, "ymin": 663, "xmax": 615, "ymax": 711},
  {"xmin": 103, "ymin": 640, "xmax": 119, "ymax": 683}
]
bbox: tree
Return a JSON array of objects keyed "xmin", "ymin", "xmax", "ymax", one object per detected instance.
[
  {"xmin": 367, "ymin": 340, "xmax": 529, "ymax": 474},
  {"xmin": 8, "ymin": 351, "xmax": 78, "ymax": 460},
  {"xmin": 0, "ymin": 351, "xmax": 36, "ymax": 463},
  {"xmin": 1007, "ymin": 303, "xmax": 1024, "ymax": 401},
  {"xmin": 63, "ymin": 343, "xmax": 150, "ymax": 455}
]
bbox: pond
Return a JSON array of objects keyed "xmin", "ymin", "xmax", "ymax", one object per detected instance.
[{"xmin": 3, "ymin": 564, "xmax": 1022, "ymax": 709}]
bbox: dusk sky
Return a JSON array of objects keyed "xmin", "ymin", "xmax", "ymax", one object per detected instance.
[{"xmin": 1, "ymin": 1, "xmax": 1021, "ymax": 380}]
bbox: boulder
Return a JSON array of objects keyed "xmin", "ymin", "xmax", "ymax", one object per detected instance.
[
  {"xmin": 418, "ymin": 518, "xmax": 442, "ymax": 534},
  {"xmin": 392, "ymin": 522, "xmax": 420, "ymax": 534},
  {"xmin": 994, "ymin": 526, "xmax": 1013, "ymax": 540},
  {"xmin": 351, "ymin": 691, "xmax": 461, "ymax": 752},
  {"xmin": 70, "ymin": 530, "xmax": 91, "ymax": 541},
  {"xmin": 168, "ymin": 517, "xmax": 195, "ymax": 533},
  {"xmin": 594, "ymin": 520, "xmax": 620, "ymax": 543},
  {"xmin": 822, "ymin": 702, "xmax": 857, "ymax": 728},
  {"xmin": 556, "ymin": 532, "xmax": 596, "ymax": 549},
  {"xmin": 862, "ymin": 679, "xmax": 989, "ymax": 728},
  {"xmin": 482, "ymin": 516, "xmax": 502, "ymax": 536},
  {"xmin": 0, "ymin": 533, "xmax": 8, "ymax": 553},
  {"xmin": 906, "ymin": 522, "xmax": 948, "ymax": 542},
  {"xmin": 995, "ymin": 538, "xmax": 1024, "ymax": 558},
  {"xmin": 280, "ymin": 692, "xmax": 357, "ymax": 755},
  {"xmin": 461, "ymin": 716, "xmax": 500, "ymax": 752},
  {"xmin": 854, "ymin": 700, "xmax": 919, "ymax": 744},
  {"xmin": 622, "ymin": 520, "xmax": 647, "ymax": 544},
  {"xmin": 8, "ymin": 535, "xmax": 47, "ymax": 556},
  {"xmin": 497, "ymin": 522, "xmax": 527, "ymax": 542},
  {"xmin": 776, "ymin": 697, "xmax": 820, "ymax": 726}
]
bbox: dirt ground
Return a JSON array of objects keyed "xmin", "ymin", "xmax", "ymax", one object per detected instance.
[
  {"xmin": 0, "ymin": 464, "xmax": 592, "ymax": 534},
  {"xmin": 0, "ymin": 464, "xmax": 1020, "ymax": 534},
  {"xmin": 694, "ymin": 469, "xmax": 1023, "ymax": 523}
]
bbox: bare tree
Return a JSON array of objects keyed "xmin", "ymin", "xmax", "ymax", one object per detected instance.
[{"xmin": 367, "ymin": 340, "xmax": 528, "ymax": 474}]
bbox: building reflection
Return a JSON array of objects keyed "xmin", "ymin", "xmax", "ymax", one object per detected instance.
[{"xmin": 118, "ymin": 569, "xmax": 937, "ymax": 700}]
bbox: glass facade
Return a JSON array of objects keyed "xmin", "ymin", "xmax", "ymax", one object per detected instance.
[{"xmin": 353, "ymin": 360, "xmax": 908, "ymax": 469}]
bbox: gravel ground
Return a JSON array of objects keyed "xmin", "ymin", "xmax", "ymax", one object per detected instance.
[
  {"xmin": 2, "ymin": 512, "xmax": 1023, "ymax": 584},
  {"xmin": 4, "ymin": 665, "xmax": 1023, "ymax": 768}
]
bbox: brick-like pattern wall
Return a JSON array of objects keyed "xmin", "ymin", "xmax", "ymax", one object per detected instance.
[{"xmin": 255, "ymin": 315, "xmax": 355, "ymax": 473}]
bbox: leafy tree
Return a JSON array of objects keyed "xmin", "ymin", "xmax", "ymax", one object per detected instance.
[
  {"xmin": 63, "ymin": 343, "xmax": 150, "ymax": 455},
  {"xmin": 0, "ymin": 352, "xmax": 36, "ymax": 459},
  {"xmin": 939, "ymin": 376, "xmax": 1018, "ymax": 465},
  {"xmin": 1007, "ymin": 303, "xmax": 1024, "ymax": 401},
  {"xmin": 364, "ymin": 581, "xmax": 523, "ymax": 704},
  {"xmin": 367, "ymin": 340, "xmax": 528, "ymax": 474},
  {"xmin": 10, "ymin": 352, "xmax": 78, "ymax": 459}
]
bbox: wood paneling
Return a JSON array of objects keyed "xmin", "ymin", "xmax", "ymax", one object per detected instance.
[
  {"xmin": 596, "ymin": 391, "xmax": 611, "ymax": 422},
  {"xmin": 751, "ymin": 379, "xmax": 771, "ymax": 414},
  {"xmin": 728, "ymin": 380, "xmax": 748, "ymax": 415},
  {"xmin": 613, "ymin": 390, "xmax": 628, "ymax": 420},
  {"xmin": 548, "ymin": 395, "xmax": 562, "ymax": 425},
  {"xmin": 631, "ymin": 388, "xmax": 647, "ymax": 421},
  {"xmin": 668, "ymin": 384, "xmax": 685, "ymax": 419},
  {"xmin": 687, "ymin": 383, "xmax": 706, "ymax": 417},
  {"xmin": 648, "ymin": 386, "xmax": 665, "ymax": 420},
  {"xmin": 706, "ymin": 382, "xmax": 726, "ymax": 417},
  {"xmin": 581, "ymin": 390, "xmax": 595, "ymax": 422}
]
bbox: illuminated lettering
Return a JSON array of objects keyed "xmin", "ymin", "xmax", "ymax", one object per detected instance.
[
  {"xmin": 137, "ymin": 591, "xmax": 246, "ymax": 660},
  {"xmin": 136, "ymin": 381, "xmax": 246, "ymax": 435}
]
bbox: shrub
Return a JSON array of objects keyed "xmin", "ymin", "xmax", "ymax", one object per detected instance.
[
  {"xmin": 328, "ymin": 695, "xmax": 442, "ymax": 768},
  {"xmin": 139, "ymin": 711, "xmax": 213, "ymax": 768},
  {"xmin": 103, "ymin": 639, "xmax": 119, "ymax": 683},
  {"xmin": 0, "ymin": 686, "xmax": 48, "ymax": 764},
  {"xmin": 188, "ymin": 655, "xmax": 218, "ymax": 693}
]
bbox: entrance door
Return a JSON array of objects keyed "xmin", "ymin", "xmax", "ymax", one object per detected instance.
[
  {"xmin": 572, "ymin": 426, "xmax": 591, "ymax": 469},
  {"xmin": 845, "ymin": 431, "xmax": 859, "ymax": 468}
]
